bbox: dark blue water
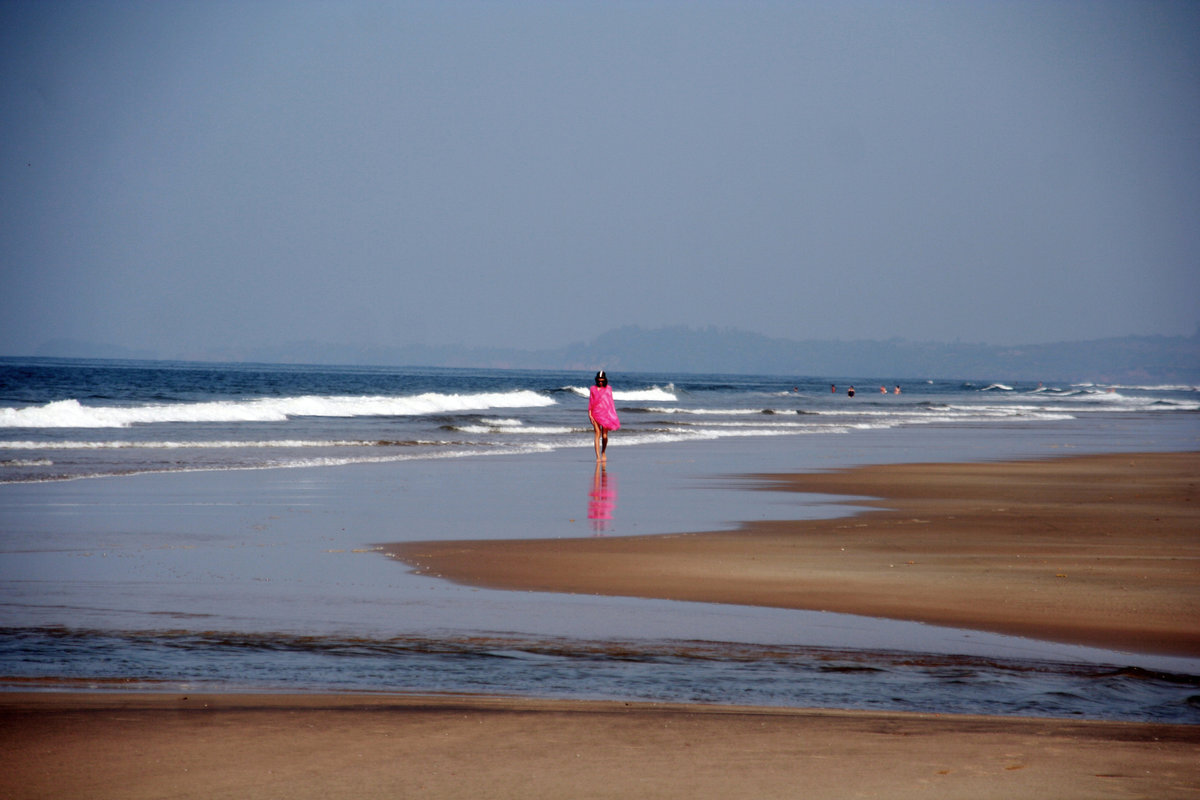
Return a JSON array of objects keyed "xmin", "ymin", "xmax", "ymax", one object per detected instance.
[{"xmin": 3, "ymin": 628, "xmax": 1198, "ymax": 723}]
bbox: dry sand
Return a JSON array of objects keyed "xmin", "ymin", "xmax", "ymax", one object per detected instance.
[
  {"xmin": 388, "ymin": 451, "xmax": 1200, "ymax": 656},
  {"xmin": 2, "ymin": 692, "xmax": 1198, "ymax": 800}
]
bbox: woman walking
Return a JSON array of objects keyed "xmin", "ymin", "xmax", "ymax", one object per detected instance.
[{"xmin": 588, "ymin": 370, "xmax": 620, "ymax": 461}]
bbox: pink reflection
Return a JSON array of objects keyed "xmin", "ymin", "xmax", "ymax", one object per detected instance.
[{"xmin": 588, "ymin": 464, "xmax": 617, "ymax": 534}]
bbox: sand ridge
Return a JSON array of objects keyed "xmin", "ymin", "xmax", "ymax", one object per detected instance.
[{"xmin": 386, "ymin": 452, "xmax": 1200, "ymax": 656}]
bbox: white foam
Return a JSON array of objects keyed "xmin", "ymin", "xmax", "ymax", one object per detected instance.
[
  {"xmin": 452, "ymin": 425, "xmax": 578, "ymax": 435},
  {"xmin": 983, "ymin": 391, "xmax": 1200, "ymax": 411},
  {"xmin": 1077, "ymin": 383, "xmax": 1198, "ymax": 392},
  {"xmin": 685, "ymin": 426, "xmax": 827, "ymax": 439},
  {"xmin": 567, "ymin": 385, "xmax": 678, "ymax": 402},
  {"xmin": 0, "ymin": 391, "xmax": 556, "ymax": 429},
  {"xmin": 643, "ymin": 407, "xmax": 763, "ymax": 415},
  {"xmin": 614, "ymin": 386, "xmax": 677, "ymax": 402},
  {"xmin": 675, "ymin": 420, "xmax": 832, "ymax": 431},
  {"xmin": 0, "ymin": 439, "xmax": 429, "ymax": 450}
]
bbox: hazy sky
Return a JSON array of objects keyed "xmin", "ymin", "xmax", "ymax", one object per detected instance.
[{"xmin": 2, "ymin": 0, "xmax": 1198, "ymax": 356}]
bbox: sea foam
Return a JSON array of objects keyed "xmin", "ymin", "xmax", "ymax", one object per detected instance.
[
  {"xmin": 0, "ymin": 391, "xmax": 556, "ymax": 429},
  {"xmin": 567, "ymin": 385, "xmax": 677, "ymax": 402}
]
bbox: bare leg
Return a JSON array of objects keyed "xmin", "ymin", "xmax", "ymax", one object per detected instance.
[
  {"xmin": 600, "ymin": 429, "xmax": 608, "ymax": 462},
  {"xmin": 592, "ymin": 419, "xmax": 604, "ymax": 460}
]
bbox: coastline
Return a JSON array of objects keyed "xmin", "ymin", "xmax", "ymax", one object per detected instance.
[
  {"xmin": 385, "ymin": 451, "xmax": 1200, "ymax": 657},
  {"xmin": 2, "ymin": 692, "xmax": 1198, "ymax": 800}
]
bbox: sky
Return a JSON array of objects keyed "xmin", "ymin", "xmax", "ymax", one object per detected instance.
[{"xmin": 2, "ymin": 0, "xmax": 1198, "ymax": 357}]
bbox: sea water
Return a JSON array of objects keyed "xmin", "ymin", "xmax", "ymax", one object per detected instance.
[{"xmin": 0, "ymin": 357, "xmax": 1197, "ymax": 721}]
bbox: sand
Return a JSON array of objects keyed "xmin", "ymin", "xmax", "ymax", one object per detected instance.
[
  {"xmin": 4, "ymin": 451, "xmax": 1198, "ymax": 798},
  {"xmin": 2, "ymin": 692, "xmax": 1198, "ymax": 800},
  {"xmin": 387, "ymin": 451, "xmax": 1200, "ymax": 656}
]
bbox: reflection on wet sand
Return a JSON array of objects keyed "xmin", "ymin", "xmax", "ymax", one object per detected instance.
[{"xmin": 588, "ymin": 464, "xmax": 617, "ymax": 534}]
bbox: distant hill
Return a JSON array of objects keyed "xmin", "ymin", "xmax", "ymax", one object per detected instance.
[
  {"xmin": 561, "ymin": 326, "xmax": 1200, "ymax": 384},
  {"xmin": 25, "ymin": 326, "xmax": 1200, "ymax": 384}
]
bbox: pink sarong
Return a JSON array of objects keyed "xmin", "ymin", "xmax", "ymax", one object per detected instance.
[{"xmin": 588, "ymin": 385, "xmax": 620, "ymax": 431}]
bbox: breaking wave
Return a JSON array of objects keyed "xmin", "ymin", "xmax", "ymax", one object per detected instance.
[
  {"xmin": 0, "ymin": 391, "xmax": 556, "ymax": 429},
  {"xmin": 565, "ymin": 385, "xmax": 678, "ymax": 402}
]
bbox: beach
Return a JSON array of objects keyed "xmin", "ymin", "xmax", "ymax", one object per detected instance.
[
  {"xmin": 4, "ymin": 450, "xmax": 1199, "ymax": 798},
  {"xmin": 3, "ymin": 692, "xmax": 1198, "ymax": 800},
  {"xmin": 387, "ymin": 451, "xmax": 1200, "ymax": 657},
  {"xmin": 3, "ymin": 361, "xmax": 1199, "ymax": 797}
]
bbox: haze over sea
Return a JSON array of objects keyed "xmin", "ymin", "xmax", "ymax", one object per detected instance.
[{"xmin": 1, "ymin": 358, "xmax": 1197, "ymax": 721}]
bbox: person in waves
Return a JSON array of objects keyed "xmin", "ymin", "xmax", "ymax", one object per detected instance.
[{"xmin": 588, "ymin": 370, "xmax": 620, "ymax": 462}]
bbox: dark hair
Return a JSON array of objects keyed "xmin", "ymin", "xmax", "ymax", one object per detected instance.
[{"xmin": 594, "ymin": 370, "xmax": 608, "ymax": 387}]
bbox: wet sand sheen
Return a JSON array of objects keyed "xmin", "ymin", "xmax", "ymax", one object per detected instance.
[{"xmin": 385, "ymin": 452, "xmax": 1200, "ymax": 656}]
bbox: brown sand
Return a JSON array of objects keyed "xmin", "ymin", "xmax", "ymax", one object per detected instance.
[
  {"xmin": 387, "ymin": 451, "xmax": 1200, "ymax": 656},
  {"xmin": 2, "ymin": 692, "xmax": 1197, "ymax": 800}
]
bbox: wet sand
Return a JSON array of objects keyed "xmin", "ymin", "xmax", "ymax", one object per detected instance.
[
  {"xmin": 2, "ymin": 692, "xmax": 1197, "ymax": 800},
  {"xmin": 387, "ymin": 452, "xmax": 1200, "ymax": 656}
]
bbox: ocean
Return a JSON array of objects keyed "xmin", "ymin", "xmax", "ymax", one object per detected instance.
[{"xmin": 1, "ymin": 357, "xmax": 1197, "ymax": 721}]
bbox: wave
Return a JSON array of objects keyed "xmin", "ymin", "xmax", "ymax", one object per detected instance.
[
  {"xmin": 564, "ymin": 385, "xmax": 678, "ymax": 402},
  {"xmin": 1047, "ymin": 390, "xmax": 1197, "ymax": 407},
  {"xmin": 0, "ymin": 439, "xmax": 435, "ymax": 450},
  {"xmin": 667, "ymin": 420, "xmax": 834, "ymax": 431},
  {"xmin": 1076, "ymin": 383, "xmax": 1199, "ymax": 392},
  {"xmin": 448, "ymin": 425, "xmax": 581, "ymax": 435},
  {"xmin": 634, "ymin": 406, "xmax": 768, "ymax": 416},
  {"xmin": 0, "ymin": 391, "xmax": 556, "ymax": 429},
  {"xmin": 984, "ymin": 392, "xmax": 1200, "ymax": 412}
]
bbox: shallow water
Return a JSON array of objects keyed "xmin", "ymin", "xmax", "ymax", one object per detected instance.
[
  {"xmin": 4, "ymin": 627, "xmax": 1198, "ymax": 722},
  {"xmin": 2, "ymin": 436, "xmax": 1198, "ymax": 722}
]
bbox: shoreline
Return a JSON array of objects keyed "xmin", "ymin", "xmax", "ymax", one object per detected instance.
[
  {"xmin": 2, "ymin": 692, "xmax": 1198, "ymax": 799},
  {"xmin": 385, "ymin": 451, "xmax": 1200, "ymax": 657}
]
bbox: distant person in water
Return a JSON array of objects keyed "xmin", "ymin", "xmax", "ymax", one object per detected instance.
[
  {"xmin": 588, "ymin": 370, "xmax": 620, "ymax": 461},
  {"xmin": 894, "ymin": 385, "xmax": 901, "ymax": 395},
  {"xmin": 847, "ymin": 386, "xmax": 855, "ymax": 397}
]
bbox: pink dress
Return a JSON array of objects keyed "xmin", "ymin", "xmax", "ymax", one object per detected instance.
[{"xmin": 588, "ymin": 385, "xmax": 620, "ymax": 431}]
